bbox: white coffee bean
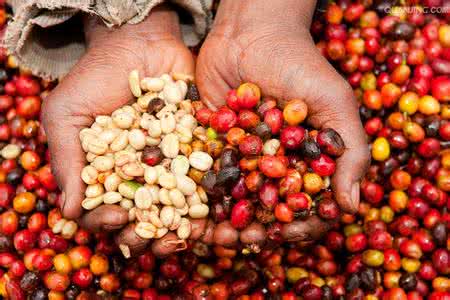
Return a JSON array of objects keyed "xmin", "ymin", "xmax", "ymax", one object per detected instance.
[
  {"xmin": 135, "ymin": 222, "xmax": 156, "ymax": 239},
  {"xmin": 170, "ymin": 155, "xmax": 190, "ymax": 175},
  {"xmin": 91, "ymin": 122, "xmax": 103, "ymax": 133},
  {"xmin": 61, "ymin": 221, "xmax": 78, "ymax": 239},
  {"xmin": 154, "ymin": 165, "xmax": 167, "ymax": 177},
  {"xmin": 137, "ymin": 94, "xmax": 154, "ymax": 111},
  {"xmin": 79, "ymin": 128, "xmax": 97, "ymax": 142},
  {"xmin": 176, "ymin": 80, "xmax": 188, "ymax": 99},
  {"xmin": 141, "ymin": 77, "xmax": 164, "ymax": 92},
  {"xmin": 174, "ymin": 110, "xmax": 186, "ymax": 122},
  {"xmin": 118, "ymin": 182, "xmax": 138, "ymax": 199},
  {"xmin": 193, "ymin": 126, "xmax": 207, "ymax": 141},
  {"xmin": 86, "ymin": 152, "xmax": 97, "ymax": 163},
  {"xmin": 144, "ymin": 166, "xmax": 158, "ymax": 184},
  {"xmin": 136, "ymin": 208, "xmax": 151, "ymax": 222},
  {"xmin": 160, "ymin": 112, "xmax": 176, "ymax": 134},
  {"xmin": 128, "ymin": 207, "xmax": 137, "ymax": 222},
  {"xmin": 160, "ymin": 206, "xmax": 175, "ymax": 227},
  {"xmin": 114, "ymin": 151, "xmax": 134, "ymax": 167},
  {"xmin": 95, "ymin": 115, "xmax": 111, "ymax": 127},
  {"xmin": 179, "ymin": 100, "xmax": 193, "ymax": 114},
  {"xmin": 115, "ymin": 166, "xmax": 134, "ymax": 181},
  {"xmin": 169, "ymin": 212, "xmax": 182, "ymax": 230},
  {"xmin": 158, "ymin": 188, "xmax": 171, "ymax": 206},
  {"xmin": 158, "ymin": 172, "xmax": 177, "ymax": 189},
  {"xmin": 99, "ymin": 129, "xmax": 119, "ymax": 144},
  {"xmin": 52, "ymin": 219, "xmax": 66, "ymax": 234},
  {"xmin": 160, "ymin": 133, "xmax": 179, "ymax": 158},
  {"xmin": 155, "ymin": 227, "xmax": 169, "ymax": 239},
  {"xmin": 163, "ymin": 82, "xmax": 183, "ymax": 104},
  {"xmin": 156, "ymin": 104, "xmax": 177, "ymax": 119},
  {"xmin": 177, "ymin": 218, "xmax": 191, "ymax": 239},
  {"xmin": 147, "ymin": 185, "xmax": 160, "ymax": 204},
  {"xmin": 85, "ymin": 184, "xmax": 104, "ymax": 198},
  {"xmin": 147, "ymin": 120, "xmax": 162, "ymax": 138},
  {"xmin": 176, "ymin": 203, "xmax": 189, "ymax": 216},
  {"xmin": 263, "ymin": 139, "xmax": 281, "ymax": 156},
  {"xmin": 113, "ymin": 113, "xmax": 134, "ymax": 129},
  {"xmin": 179, "ymin": 114, "xmax": 197, "ymax": 130},
  {"xmin": 135, "ymin": 186, "xmax": 153, "ymax": 209},
  {"xmin": 88, "ymin": 139, "xmax": 108, "ymax": 155},
  {"xmin": 122, "ymin": 162, "xmax": 144, "ymax": 177},
  {"xmin": 120, "ymin": 198, "xmax": 134, "ymax": 210},
  {"xmin": 169, "ymin": 189, "xmax": 185, "ymax": 209},
  {"xmin": 1, "ymin": 144, "xmax": 21, "ymax": 159},
  {"xmin": 189, "ymin": 204, "xmax": 209, "ymax": 218},
  {"xmin": 92, "ymin": 156, "xmax": 114, "ymax": 172},
  {"xmin": 104, "ymin": 173, "xmax": 122, "ymax": 192},
  {"xmin": 82, "ymin": 196, "xmax": 104, "ymax": 210},
  {"xmin": 197, "ymin": 186, "xmax": 208, "ymax": 203},
  {"xmin": 129, "ymin": 69, "xmax": 142, "ymax": 97},
  {"xmin": 128, "ymin": 129, "xmax": 146, "ymax": 150},
  {"xmin": 187, "ymin": 192, "xmax": 201, "ymax": 206},
  {"xmin": 189, "ymin": 151, "xmax": 213, "ymax": 171},
  {"xmin": 176, "ymin": 125, "xmax": 193, "ymax": 144},
  {"xmin": 176, "ymin": 174, "xmax": 197, "ymax": 196},
  {"xmin": 110, "ymin": 130, "xmax": 129, "ymax": 151},
  {"xmin": 149, "ymin": 211, "xmax": 163, "ymax": 228},
  {"xmin": 81, "ymin": 166, "xmax": 98, "ymax": 184},
  {"xmin": 103, "ymin": 191, "xmax": 122, "ymax": 204}
]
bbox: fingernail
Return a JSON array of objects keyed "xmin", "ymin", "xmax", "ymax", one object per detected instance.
[
  {"xmin": 103, "ymin": 224, "xmax": 124, "ymax": 231},
  {"xmin": 351, "ymin": 182, "xmax": 360, "ymax": 212}
]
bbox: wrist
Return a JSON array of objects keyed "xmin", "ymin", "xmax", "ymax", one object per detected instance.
[
  {"xmin": 214, "ymin": 0, "xmax": 316, "ymax": 34},
  {"xmin": 84, "ymin": 4, "xmax": 182, "ymax": 49}
]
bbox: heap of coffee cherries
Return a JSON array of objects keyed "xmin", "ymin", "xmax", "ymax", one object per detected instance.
[
  {"xmin": 0, "ymin": 0, "xmax": 448, "ymax": 299},
  {"xmin": 194, "ymin": 83, "xmax": 345, "ymax": 244}
]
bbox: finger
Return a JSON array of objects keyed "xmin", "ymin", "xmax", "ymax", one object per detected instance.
[
  {"xmin": 196, "ymin": 42, "xmax": 238, "ymax": 110},
  {"xmin": 41, "ymin": 100, "xmax": 91, "ymax": 220},
  {"xmin": 143, "ymin": 41, "xmax": 195, "ymax": 79},
  {"xmin": 79, "ymin": 204, "xmax": 128, "ymax": 232},
  {"xmin": 281, "ymin": 215, "xmax": 334, "ymax": 242},
  {"xmin": 309, "ymin": 84, "xmax": 370, "ymax": 213},
  {"xmin": 171, "ymin": 47, "xmax": 196, "ymax": 78},
  {"xmin": 114, "ymin": 224, "xmax": 151, "ymax": 258},
  {"xmin": 331, "ymin": 133, "xmax": 370, "ymax": 213},
  {"xmin": 151, "ymin": 232, "xmax": 188, "ymax": 257},
  {"xmin": 279, "ymin": 56, "xmax": 369, "ymax": 213},
  {"xmin": 41, "ymin": 52, "xmax": 139, "ymax": 220}
]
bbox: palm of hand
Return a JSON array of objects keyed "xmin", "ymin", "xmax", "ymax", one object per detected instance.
[
  {"xmin": 42, "ymin": 22, "xmax": 194, "ymax": 239},
  {"xmin": 196, "ymin": 27, "xmax": 369, "ymax": 241}
]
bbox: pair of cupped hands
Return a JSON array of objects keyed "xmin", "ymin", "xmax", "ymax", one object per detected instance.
[{"xmin": 41, "ymin": 1, "xmax": 370, "ymax": 255}]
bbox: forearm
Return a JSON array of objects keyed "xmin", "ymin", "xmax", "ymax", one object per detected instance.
[{"xmin": 213, "ymin": 0, "xmax": 317, "ymax": 33}]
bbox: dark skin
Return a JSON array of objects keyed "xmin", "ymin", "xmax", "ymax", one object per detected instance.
[{"xmin": 41, "ymin": 1, "xmax": 370, "ymax": 255}]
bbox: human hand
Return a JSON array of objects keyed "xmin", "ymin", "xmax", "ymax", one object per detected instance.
[
  {"xmin": 196, "ymin": 0, "xmax": 370, "ymax": 240},
  {"xmin": 41, "ymin": 5, "xmax": 195, "ymax": 253}
]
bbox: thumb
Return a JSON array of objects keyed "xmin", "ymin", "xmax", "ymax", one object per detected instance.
[
  {"xmin": 196, "ymin": 40, "xmax": 240, "ymax": 110},
  {"xmin": 277, "ymin": 58, "xmax": 370, "ymax": 213},
  {"xmin": 328, "ymin": 116, "xmax": 370, "ymax": 214},
  {"xmin": 309, "ymin": 82, "xmax": 370, "ymax": 213},
  {"xmin": 41, "ymin": 95, "xmax": 91, "ymax": 220},
  {"xmin": 305, "ymin": 80, "xmax": 369, "ymax": 213},
  {"xmin": 41, "ymin": 58, "xmax": 134, "ymax": 219}
]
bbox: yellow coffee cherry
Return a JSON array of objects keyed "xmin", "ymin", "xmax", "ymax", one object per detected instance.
[
  {"xmin": 418, "ymin": 95, "xmax": 440, "ymax": 115},
  {"xmin": 372, "ymin": 137, "xmax": 390, "ymax": 161}
]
